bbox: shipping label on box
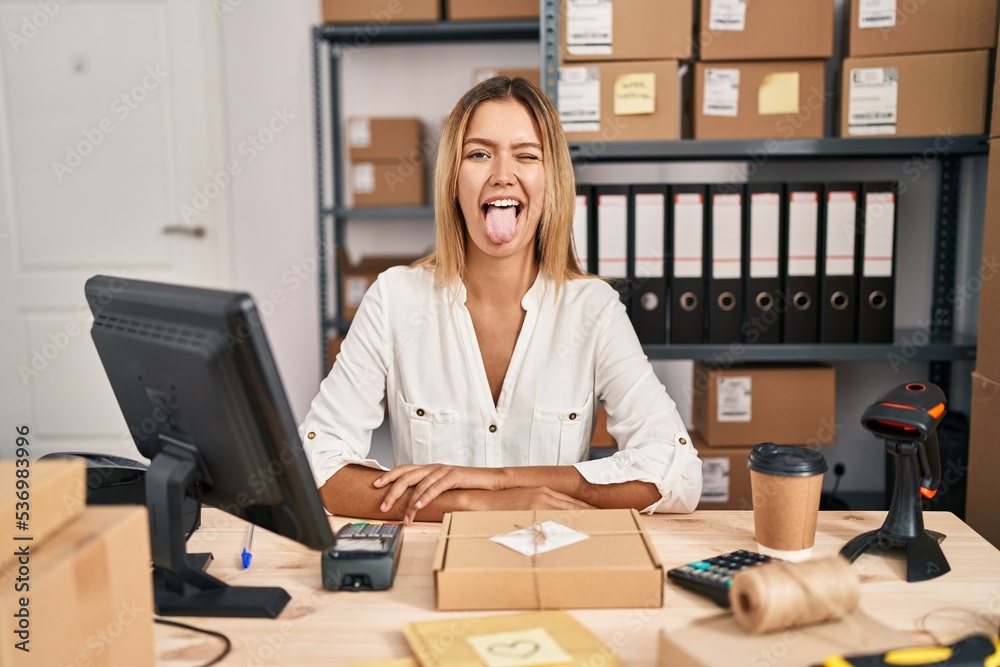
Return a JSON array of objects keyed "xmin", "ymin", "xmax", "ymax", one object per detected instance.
[
  {"xmin": 702, "ymin": 68, "xmax": 740, "ymax": 117},
  {"xmin": 558, "ymin": 67, "xmax": 602, "ymax": 133},
  {"xmin": 708, "ymin": 0, "xmax": 747, "ymax": 31},
  {"xmin": 565, "ymin": 0, "xmax": 613, "ymax": 56},
  {"xmin": 847, "ymin": 66, "xmax": 899, "ymax": 136},
  {"xmin": 858, "ymin": 0, "xmax": 896, "ymax": 29},
  {"xmin": 434, "ymin": 509, "xmax": 663, "ymax": 610}
]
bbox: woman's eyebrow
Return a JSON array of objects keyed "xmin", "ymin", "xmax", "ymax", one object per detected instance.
[{"xmin": 463, "ymin": 137, "xmax": 542, "ymax": 150}]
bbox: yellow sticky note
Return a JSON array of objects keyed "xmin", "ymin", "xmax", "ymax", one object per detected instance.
[
  {"xmin": 466, "ymin": 628, "xmax": 573, "ymax": 667},
  {"xmin": 614, "ymin": 73, "xmax": 656, "ymax": 116},
  {"xmin": 758, "ymin": 71, "xmax": 800, "ymax": 115}
]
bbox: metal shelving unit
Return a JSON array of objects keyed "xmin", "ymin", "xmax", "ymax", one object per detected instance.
[{"xmin": 312, "ymin": 20, "xmax": 540, "ymax": 372}]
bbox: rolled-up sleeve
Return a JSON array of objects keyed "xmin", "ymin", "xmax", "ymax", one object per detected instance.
[
  {"xmin": 299, "ymin": 276, "xmax": 391, "ymax": 488},
  {"xmin": 572, "ymin": 299, "xmax": 703, "ymax": 513}
]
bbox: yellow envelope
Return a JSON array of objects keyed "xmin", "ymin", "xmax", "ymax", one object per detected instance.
[
  {"xmin": 403, "ymin": 611, "xmax": 622, "ymax": 667},
  {"xmin": 614, "ymin": 73, "xmax": 656, "ymax": 116},
  {"xmin": 758, "ymin": 72, "xmax": 800, "ymax": 115}
]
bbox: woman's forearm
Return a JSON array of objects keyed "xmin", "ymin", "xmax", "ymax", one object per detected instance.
[
  {"xmin": 497, "ymin": 466, "xmax": 661, "ymax": 510},
  {"xmin": 320, "ymin": 464, "xmax": 471, "ymax": 521}
]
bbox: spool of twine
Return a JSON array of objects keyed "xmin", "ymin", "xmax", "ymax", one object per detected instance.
[{"xmin": 730, "ymin": 556, "xmax": 860, "ymax": 634}]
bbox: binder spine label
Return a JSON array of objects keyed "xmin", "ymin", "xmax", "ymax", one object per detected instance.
[
  {"xmin": 674, "ymin": 194, "xmax": 704, "ymax": 278},
  {"xmin": 635, "ymin": 193, "xmax": 665, "ymax": 279},
  {"xmin": 749, "ymin": 193, "xmax": 780, "ymax": 279},
  {"xmin": 863, "ymin": 192, "xmax": 895, "ymax": 277},
  {"xmin": 712, "ymin": 193, "xmax": 742, "ymax": 279},
  {"xmin": 788, "ymin": 191, "xmax": 819, "ymax": 276},
  {"xmin": 598, "ymin": 194, "xmax": 627, "ymax": 279},
  {"xmin": 573, "ymin": 194, "xmax": 589, "ymax": 270},
  {"xmin": 825, "ymin": 191, "xmax": 858, "ymax": 276}
]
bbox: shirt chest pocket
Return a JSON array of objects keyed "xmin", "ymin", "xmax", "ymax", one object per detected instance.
[
  {"xmin": 398, "ymin": 393, "xmax": 464, "ymax": 465},
  {"xmin": 528, "ymin": 396, "xmax": 593, "ymax": 466}
]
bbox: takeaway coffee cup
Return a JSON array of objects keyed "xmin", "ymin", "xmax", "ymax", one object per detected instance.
[{"xmin": 747, "ymin": 443, "xmax": 828, "ymax": 562}]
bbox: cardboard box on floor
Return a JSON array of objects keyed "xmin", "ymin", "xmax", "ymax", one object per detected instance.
[
  {"xmin": 447, "ymin": 0, "xmax": 538, "ymax": 21},
  {"xmin": 840, "ymin": 50, "xmax": 989, "ymax": 138},
  {"xmin": 322, "ymin": 0, "xmax": 439, "ymax": 24},
  {"xmin": 0, "ymin": 458, "xmax": 86, "ymax": 571},
  {"xmin": 657, "ymin": 611, "xmax": 918, "ymax": 667},
  {"xmin": 694, "ymin": 60, "xmax": 826, "ymax": 140},
  {"xmin": 346, "ymin": 117, "xmax": 423, "ymax": 162},
  {"xmin": 699, "ymin": 0, "xmax": 834, "ymax": 61},
  {"xmin": 434, "ymin": 509, "xmax": 663, "ymax": 610},
  {"xmin": 561, "ymin": 0, "xmax": 693, "ymax": 62},
  {"xmin": 560, "ymin": 60, "xmax": 680, "ymax": 143},
  {"xmin": 0, "ymin": 506, "xmax": 155, "ymax": 667},
  {"xmin": 966, "ymin": 372, "xmax": 1000, "ymax": 549},
  {"xmin": 691, "ymin": 363, "xmax": 836, "ymax": 447},
  {"xmin": 693, "ymin": 433, "xmax": 753, "ymax": 510},
  {"xmin": 338, "ymin": 248, "xmax": 422, "ymax": 320},
  {"xmin": 847, "ymin": 0, "xmax": 997, "ymax": 57}
]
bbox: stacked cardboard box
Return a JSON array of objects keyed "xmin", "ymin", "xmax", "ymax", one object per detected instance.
[
  {"xmin": 694, "ymin": 0, "xmax": 833, "ymax": 139},
  {"xmin": 966, "ymin": 40, "xmax": 1000, "ymax": 549},
  {"xmin": 337, "ymin": 247, "xmax": 422, "ymax": 320},
  {"xmin": 447, "ymin": 0, "xmax": 538, "ymax": 21},
  {"xmin": 346, "ymin": 116, "xmax": 426, "ymax": 207},
  {"xmin": 840, "ymin": 0, "xmax": 994, "ymax": 138},
  {"xmin": 0, "ymin": 461, "xmax": 155, "ymax": 667},
  {"xmin": 322, "ymin": 0, "xmax": 440, "ymax": 23},
  {"xmin": 557, "ymin": 0, "xmax": 690, "ymax": 142}
]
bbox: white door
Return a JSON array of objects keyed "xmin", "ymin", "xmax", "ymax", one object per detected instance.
[{"xmin": 0, "ymin": 0, "xmax": 233, "ymax": 459}]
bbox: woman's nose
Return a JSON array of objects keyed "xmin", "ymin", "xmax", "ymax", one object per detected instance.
[{"xmin": 490, "ymin": 154, "xmax": 516, "ymax": 185}]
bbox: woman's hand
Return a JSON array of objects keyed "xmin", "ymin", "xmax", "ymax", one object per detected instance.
[{"xmin": 374, "ymin": 464, "xmax": 509, "ymax": 522}]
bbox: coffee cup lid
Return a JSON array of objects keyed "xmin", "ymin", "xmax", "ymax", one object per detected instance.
[{"xmin": 747, "ymin": 443, "xmax": 828, "ymax": 477}]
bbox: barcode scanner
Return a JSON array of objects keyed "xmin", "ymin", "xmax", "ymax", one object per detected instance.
[{"xmin": 840, "ymin": 382, "xmax": 951, "ymax": 582}]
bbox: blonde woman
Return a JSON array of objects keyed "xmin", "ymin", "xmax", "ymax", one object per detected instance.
[{"xmin": 301, "ymin": 77, "xmax": 701, "ymax": 522}]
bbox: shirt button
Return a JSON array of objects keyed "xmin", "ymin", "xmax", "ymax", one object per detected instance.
[
  {"xmin": 416, "ymin": 409, "xmax": 425, "ymax": 417},
  {"xmin": 569, "ymin": 413, "xmax": 577, "ymax": 420},
  {"xmin": 489, "ymin": 425, "xmax": 497, "ymax": 433},
  {"xmin": 679, "ymin": 437, "xmax": 688, "ymax": 445},
  {"xmin": 307, "ymin": 432, "xmax": 316, "ymax": 440}
]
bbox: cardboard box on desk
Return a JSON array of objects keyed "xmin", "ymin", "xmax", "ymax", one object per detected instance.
[
  {"xmin": 966, "ymin": 372, "xmax": 1000, "ymax": 549},
  {"xmin": 699, "ymin": 0, "xmax": 834, "ymax": 61},
  {"xmin": 694, "ymin": 60, "xmax": 826, "ymax": 140},
  {"xmin": 840, "ymin": 50, "xmax": 990, "ymax": 138},
  {"xmin": 447, "ymin": 0, "xmax": 538, "ymax": 21},
  {"xmin": 337, "ymin": 248, "xmax": 421, "ymax": 320},
  {"xmin": 847, "ymin": 0, "xmax": 997, "ymax": 57},
  {"xmin": 0, "ymin": 458, "xmax": 86, "ymax": 572},
  {"xmin": 657, "ymin": 611, "xmax": 916, "ymax": 667},
  {"xmin": 322, "ymin": 0, "xmax": 440, "ymax": 24},
  {"xmin": 691, "ymin": 362, "xmax": 836, "ymax": 447},
  {"xmin": 0, "ymin": 506, "xmax": 154, "ymax": 667},
  {"xmin": 693, "ymin": 433, "xmax": 753, "ymax": 510},
  {"xmin": 433, "ymin": 509, "xmax": 663, "ymax": 610},
  {"xmin": 561, "ymin": 0, "xmax": 693, "ymax": 62},
  {"xmin": 560, "ymin": 60, "xmax": 681, "ymax": 143}
]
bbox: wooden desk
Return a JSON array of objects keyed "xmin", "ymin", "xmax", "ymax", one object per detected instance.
[{"xmin": 156, "ymin": 510, "xmax": 1000, "ymax": 666}]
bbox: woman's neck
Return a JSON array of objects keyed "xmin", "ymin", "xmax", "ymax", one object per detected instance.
[{"xmin": 463, "ymin": 247, "xmax": 538, "ymax": 307}]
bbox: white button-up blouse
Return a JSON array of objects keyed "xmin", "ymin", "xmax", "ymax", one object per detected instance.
[{"xmin": 300, "ymin": 264, "xmax": 702, "ymax": 513}]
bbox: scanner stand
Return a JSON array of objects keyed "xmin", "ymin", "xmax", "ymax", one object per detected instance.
[
  {"xmin": 839, "ymin": 440, "xmax": 950, "ymax": 583},
  {"xmin": 146, "ymin": 436, "xmax": 291, "ymax": 617}
]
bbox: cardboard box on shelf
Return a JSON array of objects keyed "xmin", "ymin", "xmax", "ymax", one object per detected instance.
[
  {"xmin": 848, "ymin": 0, "xmax": 997, "ymax": 57},
  {"xmin": 658, "ymin": 611, "xmax": 917, "ymax": 667},
  {"xmin": 561, "ymin": 0, "xmax": 692, "ymax": 62},
  {"xmin": 0, "ymin": 506, "xmax": 155, "ymax": 667},
  {"xmin": 350, "ymin": 158, "xmax": 426, "ymax": 207},
  {"xmin": 560, "ymin": 60, "xmax": 680, "ymax": 143},
  {"xmin": 434, "ymin": 509, "xmax": 663, "ymax": 610},
  {"xmin": 447, "ymin": 0, "xmax": 538, "ymax": 21},
  {"xmin": 693, "ymin": 60, "xmax": 826, "ymax": 140},
  {"xmin": 840, "ymin": 50, "xmax": 989, "ymax": 138},
  {"xmin": 338, "ymin": 248, "xmax": 422, "ymax": 321},
  {"xmin": 692, "ymin": 433, "xmax": 753, "ymax": 510},
  {"xmin": 699, "ymin": 0, "xmax": 834, "ymax": 61},
  {"xmin": 691, "ymin": 363, "xmax": 836, "ymax": 447},
  {"xmin": 472, "ymin": 67, "xmax": 541, "ymax": 88},
  {"xmin": 322, "ymin": 0, "xmax": 440, "ymax": 24},
  {"xmin": 966, "ymin": 372, "xmax": 1000, "ymax": 549},
  {"xmin": 977, "ymin": 49, "xmax": 1000, "ymax": 381},
  {"xmin": 346, "ymin": 117, "xmax": 423, "ymax": 162},
  {"xmin": 0, "ymin": 458, "xmax": 86, "ymax": 572}
]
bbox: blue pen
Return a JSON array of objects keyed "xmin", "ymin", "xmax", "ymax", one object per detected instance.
[{"xmin": 241, "ymin": 524, "xmax": 254, "ymax": 569}]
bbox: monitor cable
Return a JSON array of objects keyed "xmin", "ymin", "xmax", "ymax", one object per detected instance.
[{"xmin": 154, "ymin": 618, "xmax": 232, "ymax": 667}]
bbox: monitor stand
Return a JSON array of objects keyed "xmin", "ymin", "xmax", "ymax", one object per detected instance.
[{"xmin": 145, "ymin": 437, "xmax": 291, "ymax": 618}]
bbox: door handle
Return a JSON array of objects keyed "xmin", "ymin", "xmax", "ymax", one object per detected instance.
[{"xmin": 162, "ymin": 224, "xmax": 206, "ymax": 238}]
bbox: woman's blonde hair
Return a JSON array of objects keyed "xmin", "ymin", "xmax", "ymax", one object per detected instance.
[{"xmin": 415, "ymin": 76, "xmax": 587, "ymax": 289}]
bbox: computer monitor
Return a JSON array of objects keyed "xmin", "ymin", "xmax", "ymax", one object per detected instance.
[{"xmin": 85, "ymin": 275, "xmax": 335, "ymax": 618}]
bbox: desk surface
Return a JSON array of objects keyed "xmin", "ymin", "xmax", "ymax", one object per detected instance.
[{"xmin": 156, "ymin": 510, "xmax": 1000, "ymax": 666}]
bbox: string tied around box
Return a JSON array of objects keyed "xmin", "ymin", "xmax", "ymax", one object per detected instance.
[{"xmin": 730, "ymin": 556, "xmax": 862, "ymax": 635}]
